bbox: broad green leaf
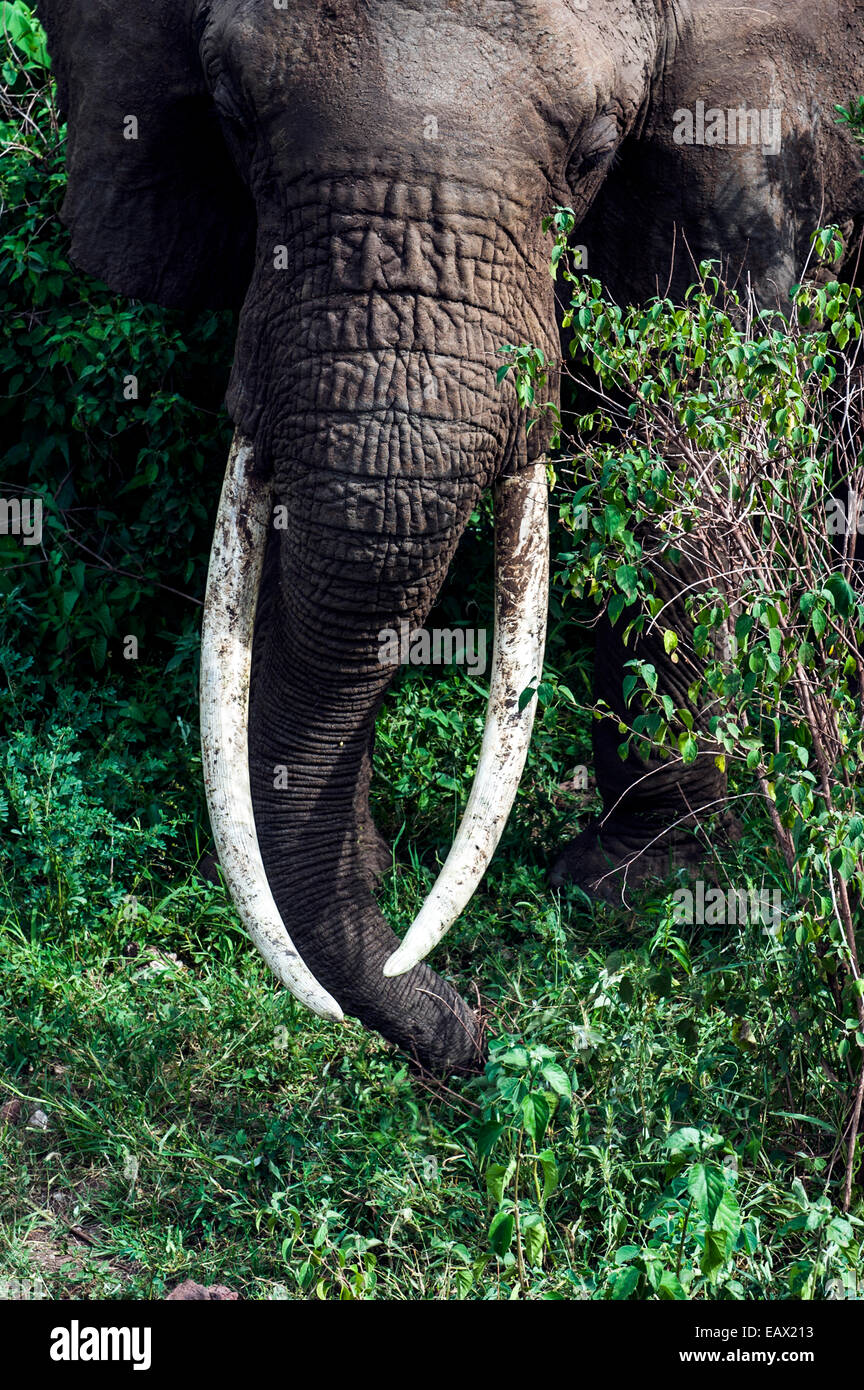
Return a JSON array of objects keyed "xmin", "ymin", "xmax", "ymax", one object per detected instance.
[
  {"xmin": 700, "ymin": 1227, "xmax": 728, "ymax": 1283},
  {"xmin": 657, "ymin": 1271, "xmax": 688, "ymax": 1300},
  {"xmin": 485, "ymin": 1161, "xmax": 514, "ymax": 1207},
  {"xmin": 488, "ymin": 1210, "xmax": 515, "ymax": 1256},
  {"xmin": 522, "ymin": 1214, "xmax": 546, "ymax": 1266},
  {"xmin": 537, "ymin": 1147, "xmax": 559, "ymax": 1196},
  {"xmin": 540, "ymin": 1063, "xmax": 571, "ymax": 1099},
  {"xmin": 611, "ymin": 1266, "xmax": 640, "ymax": 1300},
  {"xmin": 521, "ymin": 1093, "xmax": 551, "ymax": 1145},
  {"xmin": 476, "ymin": 1123, "xmax": 505, "ymax": 1158},
  {"xmin": 687, "ymin": 1162, "xmax": 727, "ymax": 1226}
]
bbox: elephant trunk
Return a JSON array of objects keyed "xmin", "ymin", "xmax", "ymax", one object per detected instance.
[{"xmin": 241, "ymin": 424, "xmax": 488, "ymax": 1072}]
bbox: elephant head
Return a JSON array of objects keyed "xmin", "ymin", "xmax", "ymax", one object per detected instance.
[{"xmin": 38, "ymin": 0, "xmax": 864, "ymax": 1074}]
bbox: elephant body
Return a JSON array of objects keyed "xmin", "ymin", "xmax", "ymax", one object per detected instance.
[{"xmin": 38, "ymin": 0, "xmax": 864, "ymax": 1074}]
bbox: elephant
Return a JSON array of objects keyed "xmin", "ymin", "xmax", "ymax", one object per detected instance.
[{"xmin": 38, "ymin": 0, "xmax": 864, "ymax": 1077}]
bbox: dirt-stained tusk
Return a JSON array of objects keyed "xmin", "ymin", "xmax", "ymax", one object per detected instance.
[
  {"xmin": 383, "ymin": 461, "xmax": 549, "ymax": 978},
  {"xmin": 200, "ymin": 432, "xmax": 344, "ymax": 1022}
]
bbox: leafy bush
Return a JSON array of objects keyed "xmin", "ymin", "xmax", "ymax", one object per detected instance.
[
  {"xmin": 500, "ymin": 206, "xmax": 864, "ymax": 1214},
  {"xmin": 0, "ymin": 4, "xmax": 235, "ymax": 695}
]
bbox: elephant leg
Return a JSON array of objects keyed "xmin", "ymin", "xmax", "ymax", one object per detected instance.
[{"xmin": 551, "ymin": 534, "xmax": 738, "ymax": 903}]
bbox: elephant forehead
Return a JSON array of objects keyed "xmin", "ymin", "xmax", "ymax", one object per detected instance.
[{"xmin": 201, "ymin": 0, "xmax": 635, "ymax": 167}]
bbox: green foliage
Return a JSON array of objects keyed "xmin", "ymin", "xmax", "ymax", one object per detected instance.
[
  {"xmin": 0, "ymin": 1, "xmax": 47, "ymax": 75},
  {"xmin": 497, "ymin": 343, "xmax": 549, "ymax": 417},
  {"xmin": 0, "ymin": 12, "xmax": 235, "ymax": 691},
  {"xmin": 0, "ymin": 604, "xmax": 200, "ymax": 938},
  {"xmin": 477, "ymin": 1039, "xmax": 569, "ymax": 1278},
  {"xmin": 835, "ymin": 96, "xmax": 864, "ymax": 158},
  {"xmin": 501, "ymin": 205, "xmax": 864, "ymax": 1221}
]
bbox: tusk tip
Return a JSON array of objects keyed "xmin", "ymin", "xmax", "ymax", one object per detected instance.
[
  {"xmin": 306, "ymin": 993, "xmax": 345, "ymax": 1024},
  {"xmin": 383, "ymin": 949, "xmax": 417, "ymax": 978}
]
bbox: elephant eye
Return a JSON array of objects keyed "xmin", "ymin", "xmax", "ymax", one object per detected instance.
[
  {"xmin": 212, "ymin": 76, "xmax": 253, "ymax": 135},
  {"xmin": 568, "ymin": 112, "xmax": 621, "ymax": 182},
  {"xmin": 574, "ymin": 145, "xmax": 616, "ymax": 177}
]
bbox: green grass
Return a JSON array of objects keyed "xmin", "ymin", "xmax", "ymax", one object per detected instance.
[{"xmin": 1, "ymin": 647, "xmax": 862, "ymax": 1301}]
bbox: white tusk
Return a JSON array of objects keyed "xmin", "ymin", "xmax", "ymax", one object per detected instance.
[
  {"xmin": 383, "ymin": 461, "xmax": 549, "ymax": 978},
  {"xmin": 200, "ymin": 431, "xmax": 344, "ymax": 1022}
]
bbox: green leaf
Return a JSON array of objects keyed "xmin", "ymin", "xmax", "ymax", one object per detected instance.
[
  {"xmin": 476, "ymin": 1123, "xmax": 505, "ymax": 1158},
  {"xmin": 537, "ymin": 1148, "xmax": 559, "ymax": 1196},
  {"xmin": 521, "ymin": 1093, "xmax": 551, "ymax": 1145},
  {"xmin": 615, "ymin": 1245, "xmax": 640, "ymax": 1265},
  {"xmin": 485, "ymin": 1161, "xmax": 514, "ymax": 1206},
  {"xmin": 522, "ymin": 1213, "xmax": 546, "ymax": 1266},
  {"xmin": 498, "ymin": 1047, "xmax": 529, "ymax": 1068},
  {"xmin": 488, "ymin": 1210, "xmax": 515, "ymax": 1256},
  {"xmin": 647, "ymin": 966, "xmax": 673, "ymax": 998},
  {"xmin": 615, "ymin": 563, "xmax": 638, "ymax": 600},
  {"xmin": 687, "ymin": 1163, "xmax": 727, "ymax": 1226},
  {"xmin": 90, "ymin": 635, "xmax": 107, "ymax": 670},
  {"xmin": 517, "ymin": 684, "xmax": 537, "ymax": 712},
  {"xmin": 540, "ymin": 1063, "xmax": 571, "ymax": 1099},
  {"xmin": 608, "ymin": 593, "xmax": 627, "ymax": 626},
  {"xmin": 825, "ymin": 571, "xmax": 856, "ymax": 618},
  {"xmin": 679, "ymin": 732, "xmax": 698, "ymax": 764},
  {"xmin": 611, "ymin": 1266, "xmax": 640, "ymax": 1299},
  {"xmin": 713, "ymin": 1188, "xmax": 742, "ymax": 1246},
  {"xmin": 700, "ymin": 1227, "xmax": 728, "ymax": 1283}
]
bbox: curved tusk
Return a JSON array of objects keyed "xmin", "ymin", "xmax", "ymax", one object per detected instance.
[
  {"xmin": 383, "ymin": 460, "xmax": 549, "ymax": 978},
  {"xmin": 200, "ymin": 431, "xmax": 344, "ymax": 1022}
]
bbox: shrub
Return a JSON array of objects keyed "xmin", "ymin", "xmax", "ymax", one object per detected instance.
[{"xmin": 501, "ymin": 208, "xmax": 864, "ymax": 1210}]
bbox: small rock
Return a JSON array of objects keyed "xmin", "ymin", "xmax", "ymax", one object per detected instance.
[
  {"xmin": 0, "ymin": 1099, "xmax": 23, "ymax": 1126},
  {"xmin": 27, "ymin": 1108, "xmax": 49, "ymax": 1131},
  {"xmin": 165, "ymin": 1280, "xmax": 239, "ymax": 1301}
]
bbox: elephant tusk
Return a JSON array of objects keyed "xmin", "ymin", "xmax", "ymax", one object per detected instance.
[
  {"xmin": 200, "ymin": 431, "xmax": 344, "ymax": 1022},
  {"xmin": 383, "ymin": 460, "xmax": 549, "ymax": 978}
]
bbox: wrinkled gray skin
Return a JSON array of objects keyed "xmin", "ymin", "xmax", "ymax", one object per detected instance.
[{"xmin": 39, "ymin": 0, "xmax": 864, "ymax": 1075}]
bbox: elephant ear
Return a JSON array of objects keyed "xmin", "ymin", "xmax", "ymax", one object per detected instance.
[
  {"xmin": 578, "ymin": 2, "xmax": 864, "ymax": 306},
  {"xmin": 37, "ymin": 0, "xmax": 254, "ymax": 309}
]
